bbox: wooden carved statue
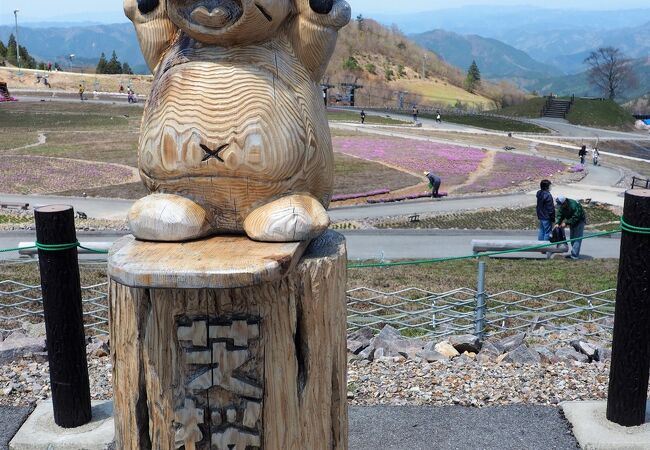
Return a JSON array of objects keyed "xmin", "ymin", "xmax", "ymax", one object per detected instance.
[{"xmin": 124, "ymin": 0, "xmax": 350, "ymax": 242}]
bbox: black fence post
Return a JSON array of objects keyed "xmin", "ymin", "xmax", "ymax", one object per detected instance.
[
  {"xmin": 606, "ymin": 189, "xmax": 650, "ymax": 427},
  {"xmin": 35, "ymin": 205, "xmax": 92, "ymax": 428}
]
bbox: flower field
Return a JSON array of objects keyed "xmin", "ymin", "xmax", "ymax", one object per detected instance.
[
  {"xmin": 333, "ymin": 136, "xmax": 487, "ymax": 186},
  {"xmin": 457, "ymin": 153, "xmax": 567, "ymax": 193},
  {"xmin": 0, "ymin": 156, "xmax": 137, "ymax": 195}
]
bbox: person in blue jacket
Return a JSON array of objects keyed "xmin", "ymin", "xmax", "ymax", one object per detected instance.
[{"xmin": 536, "ymin": 179, "xmax": 555, "ymax": 241}]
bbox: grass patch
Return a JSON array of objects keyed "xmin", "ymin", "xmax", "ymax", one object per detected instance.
[
  {"xmin": 376, "ymin": 205, "xmax": 620, "ymax": 230},
  {"xmin": 497, "ymin": 97, "xmax": 548, "ymax": 118},
  {"xmin": 0, "ymin": 214, "xmax": 32, "ymax": 224},
  {"xmin": 423, "ymin": 113, "xmax": 549, "ymax": 133},
  {"xmin": 348, "ymin": 258, "xmax": 618, "ymax": 294},
  {"xmin": 334, "ymin": 153, "xmax": 420, "ymax": 195},
  {"xmin": 566, "ymin": 99, "xmax": 635, "ymax": 129},
  {"xmin": 328, "ymin": 110, "xmax": 408, "ymax": 125}
]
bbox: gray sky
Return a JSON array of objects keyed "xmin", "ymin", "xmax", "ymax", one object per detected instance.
[{"xmin": 1, "ymin": 0, "xmax": 649, "ymax": 24}]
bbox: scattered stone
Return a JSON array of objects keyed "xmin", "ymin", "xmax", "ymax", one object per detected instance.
[
  {"xmin": 447, "ymin": 334, "xmax": 481, "ymax": 353},
  {"xmin": 87, "ymin": 340, "xmax": 110, "ymax": 358},
  {"xmin": 347, "ymin": 339, "xmax": 367, "ymax": 355},
  {"xmin": 22, "ymin": 322, "xmax": 47, "ymax": 338},
  {"xmin": 0, "ymin": 336, "xmax": 46, "ymax": 364},
  {"xmin": 478, "ymin": 341, "xmax": 501, "ymax": 357},
  {"xmin": 501, "ymin": 345, "xmax": 541, "ymax": 365},
  {"xmin": 416, "ymin": 350, "xmax": 447, "ymax": 363},
  {"xmin": 434, "ymin": 341, "xmax": 460, "ymax": 359},
  {"xmin": 571, "ymin": 340, "xmax": 599, "ymax": 362},
  {"xmin": 556, "ymin": 347, "xmax": 590, "ymax": 363},
  {"xmin": 348, "ymin": 328, "xmax": 374, "ymax": 349},
  {"xmin": 534, "ymin": 346, "xmax": 559, "ymax": 364},
  {"xmin": 493, "ymin": 332, "xmax": 527, "ymax": 353}
]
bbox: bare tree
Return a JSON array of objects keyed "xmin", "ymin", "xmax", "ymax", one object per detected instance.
[{"xmin": 584, "ymin": 47, "xmax": 637, "ymax": 100}]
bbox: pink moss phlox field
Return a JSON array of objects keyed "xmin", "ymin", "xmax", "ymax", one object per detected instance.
[
  {"xmin": 333, "ymin": 136, "xmax": 487, "ymax": 186},
  {"xmin": 1, "ymin": 156, "xmax": 135, "ymax": 194},
  {"xmin": 569, "ymin": 164, "xmax": 585, "ymax": 173},
  {"xmin": 458, "ymin": 153, "xmax": 567, "ymax": 193},
  {"xmin": 331, "ymin": 189, "xmax": 390, "ymax": 202}
]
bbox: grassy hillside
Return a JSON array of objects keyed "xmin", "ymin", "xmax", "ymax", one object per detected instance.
[
  {"xmin": 325, "ymin": 19, "xmax": 505, "ymax": 110},
  {"xmin": 499, "ymin": 96, "xmax": 636, "ymax": 129}
]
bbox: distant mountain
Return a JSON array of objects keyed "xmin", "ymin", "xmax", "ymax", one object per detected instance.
[
  {"xmin": 412, "ymin": 30, "xmax": 562, "ymax": 84},
  {"xmin": 529, "ymin": 57, "xmax": 650, "ymax": 101},
  {"xmin": 0, "ymin": 23, "xmax": 146, "ymax": 73},
  {"xmin": 379, "ymin": 6, "xmax": 650, "ymax": 36},
  {"xmin": 502, "ymin": 21, "xmax": 650, "ymax": 74}
]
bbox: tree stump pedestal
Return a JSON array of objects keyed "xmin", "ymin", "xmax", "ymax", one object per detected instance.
[{"xmin": 107, "ymin": 231, "xmax": 348, "ymax": 450}]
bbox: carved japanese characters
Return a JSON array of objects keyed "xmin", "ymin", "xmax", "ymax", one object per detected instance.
[{"xmin": 124, "ymin": 0, "xmax": 350, "ymax": 242}]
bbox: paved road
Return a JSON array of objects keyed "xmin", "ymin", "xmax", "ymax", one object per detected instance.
[
  {"xmin": 530, "ymin": 117, "xmax": 650, "ymax": 140},
  {"xmin": 0, "ymin": 229, "xmax": 621, "ymax": 261},
  {"xmin": 349, "ymin": 405, "xmax": 578, "ymax": 450}
]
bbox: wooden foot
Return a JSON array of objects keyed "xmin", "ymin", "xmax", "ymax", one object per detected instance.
[
  {"xmin": 243, "ymin": 195, "xmax": 330, "ymax": 242},
  {"xmin": 128, "ymin": 193, "xmax": 212, "ymax": 242}
]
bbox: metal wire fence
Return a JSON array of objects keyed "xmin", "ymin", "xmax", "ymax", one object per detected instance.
[{"xmin": 1, "ymin": 279, "xmax": 616, "ymax": 339}]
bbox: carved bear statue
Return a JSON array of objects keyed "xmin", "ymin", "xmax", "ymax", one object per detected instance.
[{"xmin": 124, "ymin": 0, "xmax": 350, "ymax": 242}]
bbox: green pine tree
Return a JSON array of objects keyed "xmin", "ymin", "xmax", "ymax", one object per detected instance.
[
  {"xmin": 6, "ymin": 34, "xmax": 17, "ymax": 65},
  {"xmin": 122, "ymin": 62, "xmax": 133, "ymax": 75},
  {"xmin": 0, "ymin": 40, "xmax": 7, "ymax": 59},
  {"xmin": 465, "ymin": 60, "xmax": 481, "ymax": 93},
  {"xmin": 96, "ymin": 53, "xmax": 108, "ymax": 74},
  {"xmin": 105, "ymin": 50, "xmax": 122, "ymax": 74}
]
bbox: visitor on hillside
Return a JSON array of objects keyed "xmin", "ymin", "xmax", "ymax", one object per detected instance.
[
  {"xmin": 43, "ymin": 76, "xmax": 50, "ymax": 88},
  {"xmin": 412, "ymin": 106, "xmax": 419, "ymax": 123},
  {"xmin": 536, "ymin": 179, "xmax": 554, "ymax": 241},
  {"xmin": 360, "ymin": 109, "xmax": 366, "ymax": 124},
  {"xmin": 436, "ymin": 110, "xmax": 442, "ymax": 123},
  {"xmin": 424, "ymin": 171, "xmax": 442, "ymax": 198},
  {"xmin": 128, "ymin": 88, "xmax": 137, "ymax": 103},
  {"xmin": 592, "ymin": 147, "xmax": 600, "ymax": 166},
  {"xmin": 47, "ymin": 62, "xmax": 52, "ymax": 71},
  {"xmin": 554, "ymin": 196, "xmax": 587, "ymax": 260},
  {"xmin": 578, "ymin": 145, "xmax": 587, "ymax": 165},
  {"xmin": 79, "ymin": 84, "xmax": 85, "ymax": 101}
]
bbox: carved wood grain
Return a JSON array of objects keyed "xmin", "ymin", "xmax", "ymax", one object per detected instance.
[{"xmin": 109, "ymin": 231, "xmax": 348, "ymax": 449}]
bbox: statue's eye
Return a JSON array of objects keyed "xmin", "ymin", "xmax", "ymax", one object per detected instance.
[
  {"xmin": 137, "ymin": 0, "xmax": 160, "ymax": 15},
  {"xmin": 309, "ymin": 0, "xmax": 333, "ymax": 14}
]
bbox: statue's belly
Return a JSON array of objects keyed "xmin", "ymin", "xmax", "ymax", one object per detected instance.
[{"xmin": 140, "ymin": 61, "xmax": 311, "ymax": 183}]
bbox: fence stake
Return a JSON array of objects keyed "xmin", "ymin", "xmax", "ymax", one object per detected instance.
[
  {"xmin": 35, "ymin": 205, "xmax": 92, "ymax": 428},
  {"xmin": 606, "ymin": 189, "xmax": 650, "ymax": 427},
  {"xmin": 475, "ymin": 260, "xmax": 487, "ymax": 338}
]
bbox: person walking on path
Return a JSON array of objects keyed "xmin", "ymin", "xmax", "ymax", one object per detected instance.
[
  {"xmin": 78, "ymin": 84, "xmax": 85, "ymax": 101},
  {"xmin": 578, "ymin": 145, "xmax": 587, "ymax": 165},
  {"xmin": 592, "ymin": 147, "xmax": 600, "ymax": 166},
  {"xmin": 536, "ymin": 179, "xmax": 554, "ymax": 241},
  {"xmin": 436, "ymin": 109, "xmax": 442, "ymax": 123},
  {"xmin": 412, "ymin": 106, "xmax": 419, "ymax": 123},
  {"xmin": 554, "ymin": 196, "xmax": 587, "ymax": 259},
  {"xmin": 424, "ymin": 171, "xmax": 442, "ymax": 198},
  {"xmin": 360, "ymin": 109, "xmax": 366, "ymax": 124}
]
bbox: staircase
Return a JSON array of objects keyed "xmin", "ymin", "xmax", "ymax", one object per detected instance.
[{"xmin": 541, "ymin": 95, "xmax": 574, "ymax": 119}]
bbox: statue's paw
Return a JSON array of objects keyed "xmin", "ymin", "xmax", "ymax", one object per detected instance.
[
  {"xmin": 299, "ymin": 0, "xmax": 350, "ymax": 28},
  {"xmin": 243, "ymin": 195, "xmax": 330, "ymax": 242},
  {"xmin": 128, "ymin": 193, "xmax": 212, "ymax": 242}
]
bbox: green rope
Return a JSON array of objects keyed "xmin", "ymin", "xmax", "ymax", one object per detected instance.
[
  {"xmin": 620, "ymin": 217, "xmax": 650, "ymax": 235},
  {"xmin": 0, "ymin": 241, "xmax": 108, "ymax": 254}
]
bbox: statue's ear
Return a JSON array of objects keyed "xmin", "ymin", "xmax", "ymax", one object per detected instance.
[
  {"xmin": 308, "ymin": 0, "xmax": 334, "ymax": 14},
  {"xmin": 137, "ymin": 0, "xmax": 160, "ymax": 15}
]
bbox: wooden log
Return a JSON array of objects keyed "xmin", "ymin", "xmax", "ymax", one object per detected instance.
[
  {"xmin": 606, "ymin": 188, "xmax": 650, "ymax": 427},
  {"xmin": 35, "ymin": 205, "xmax": 92, "ymax": 428},
  {"xmin": 109, "ymin": 231, "xmax": 348, "ymax": 449}
]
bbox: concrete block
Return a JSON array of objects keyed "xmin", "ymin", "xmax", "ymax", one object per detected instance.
[
  {"xmin": 562, "ymin": 400, "xmax": 650, "ymax": 449},
  {"xmin": 9, "ymin": 400, "xmax": 114, "ymax": 450}
]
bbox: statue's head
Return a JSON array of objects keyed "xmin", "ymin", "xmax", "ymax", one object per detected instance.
[{"xmin": 165, "ymin": 0, "xmax": 294, "ymax": 45}]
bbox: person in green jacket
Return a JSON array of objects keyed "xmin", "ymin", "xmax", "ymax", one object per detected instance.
[{"xmin": 554, "ymin": 196, "xmax": 587, "ymax": 259}]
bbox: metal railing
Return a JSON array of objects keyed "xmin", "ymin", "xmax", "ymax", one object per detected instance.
[{"xmin": 1, "ymin": 279, "xmax": 616, "ymax": 339}]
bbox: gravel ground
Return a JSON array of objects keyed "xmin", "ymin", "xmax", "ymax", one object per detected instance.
[
  {"xmin": 349, "ymin": 405, "xmax": 578, "ymax": 449},
  {"xmin": 0, "ymin": 405, "xmax": 33, "ymax": 450}
]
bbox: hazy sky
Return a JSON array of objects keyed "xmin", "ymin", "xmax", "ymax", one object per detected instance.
[{"xmin": 2, "ymin": 0, "xmax": 650, "ymax": 24}]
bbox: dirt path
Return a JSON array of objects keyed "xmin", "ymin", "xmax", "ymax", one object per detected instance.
[
  {"xmin": 448, "ymin": 150, "xmax": 497, "ymax": 193},
  {"xmin": 7, "ymin": 132, "xmax": 47, "ymax": 152}
]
